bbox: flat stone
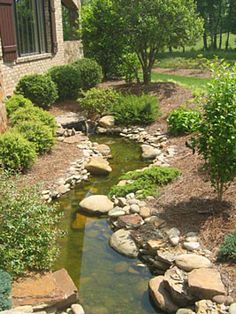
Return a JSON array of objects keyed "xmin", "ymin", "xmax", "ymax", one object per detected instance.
[
  {"xmin": 183, "ymin": 242, "xmax": 201, "ymax": 251},
  {"xmin": 188, "ymin": 268, "xmax": 226, "ymax": 300},
  {"xmin": 229, "ymin": 303, "xmax": 236, "ymax": 314},
  {"xmin": 95, "ymin": 144, "xmax": 111, "ymax": 157},
  {"xmin": 147, "ymin": 239, "xmax": 166, "ymax": 251},
  {"xmin": 109, "ymin": 229, "xmax": 138, "ymax": 258},
  {"xmin": 149, "ymin": 276, "xmax": 178, "ymax": 313},
  {"xmin": 79, "ymin": 195, "xmax": 114, "ymax": 214},
  {"xmin": 156, "ymin": 250, "xmax": 176, "ymax": 265},
  {"xmin": 12, "ymin": 269, "xmax": 78, "ymax": 309},
  {"xmin": 141, "ymin": 144, "xmax": 161, "ymax": 159},
  {"xmin": 164, "ymin": 266, "xmax": 193, "ymax": 307},
  {"xmin": 71, "ymin": 304, "xmax": 85, "ymax": 314},
  {"xmin": 64, "ymin": 134, "xmax": 84, "ymax": 144},
  {"xmin": 175, "ymin": 254, "xmax": 212, "ymax": 272},
  {"xmin": 117, "ymin": 214, "xmax": 144, "ymax": 229},
  {"xmin": 108, "ymin": 207, "xmax": 126, "ymax": 217},
  {"xmin": 99, "ymin": 115, "xmax": 115, "ymax": 128},
  {"xmin": 56, "ymin": 112, "xmax": 86, "ymax": 131},
  {"xmin": 85, "ymin": 156, "xmax": 112, "ymax": 175}
]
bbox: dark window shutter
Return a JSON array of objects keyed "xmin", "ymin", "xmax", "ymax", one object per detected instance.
[
  {"xmin": 49, "ymin": 0, "xmax": 58, "ymax": 54},
  {"xmin": 0, "ymin": 0, "xmax": 17, "ymax": 62}
]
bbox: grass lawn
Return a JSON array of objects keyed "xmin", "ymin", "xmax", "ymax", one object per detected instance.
[{"xmin": 151, "ymin": 71, "xmax": 210, "ymax": 91}]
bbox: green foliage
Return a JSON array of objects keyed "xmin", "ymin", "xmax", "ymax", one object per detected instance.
[
  {"xmin": 49, "ymin": 65, "xmax": 81, "ymax": 100},
  {"xmin": 120, "ymin": 53, "xmax": 140, "ymax": 83},
  {"xmin": 109, "ymin": 166, "xmax": 181, "ymax": 199},
  {"xmin": 10, "ymin": 105, "xmax": 57, "ymax": 134},
  {"xmin": 196, "ymin": 62, "xmax": 236, "ymax": 201},
  {"xmin": 112, "ymin": 94, "xmax": 159, "ymax": 125},
  {"xmin": 82, "ymin": 0, "xmax": 127, "ymax": 79},
  {"xmin": 5, "ymin": 94, "xmax": 33, "ymax": 117},
  {"xmin": 167, "ymin": 107, "xmax": 202, "ymax": 135},
  {"xmin": 219, "ymin": 231, "xmax": 236, "ymax": 262},
  {"xmin": 0, "ymin": 174, "xmax": 62, "ymax": 276},
  {"xmin": 157, "ymin": 55, "xmax": 208, "ymax": 69},
  {"xmin": 79, "ymin": 87, "xmax": 121, "ymax": 115},
  {"xmin": 0, "ymin": 131, "xmax": 36, "ymax": 172},
  {"xmin": 15, "ymin": 121, "xmax": 55, "ymax": 155},
  {"xmin": 72, "ymin": 58, "xmax": 102, "ymax": 90},
  {"xmin": 15, "ymin": 74, "xmax": 58, "ymax": 109},
  {"xmin": 0, "ymin": 269, "xmax": 12, "ymax": 311}
]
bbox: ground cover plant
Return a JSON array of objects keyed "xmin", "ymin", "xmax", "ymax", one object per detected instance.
[
  {"xmin": 0, "ymin": 269, "xmax": 11, "ymax": 311},
  {"xmin": 0, "ymin": 131, "xmax": 36, "ymax": 172},
  {"xmin": 167, "ymin": 107, "xmax": 202, "ymax": 135},
  {"xmin": 109, "ymin": 166, "xmax": 181, "ymax": 199},
  {"xmin": 195, "ymin": 62, "xmax": 236, "ymax": 201},
  {"xmin": 0, "ymin": 173, "xmax": 62, "ymax": 276},
  {"xmin": 218, "ymin": 231, "xmax": 236, "ymax": 262},
  {"xmin": 15, "ymin": 74, "xmax": 58, "ymax": 109}
]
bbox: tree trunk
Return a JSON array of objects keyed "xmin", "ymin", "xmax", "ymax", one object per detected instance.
[
  {"xmin": 219, "ymin": 28, "xmax": 223, "ymax": 50},
  {"xmin": 143, "ymin": 68, "xmax": 151, "ymax": 85},
  {"xmin": 203, "ymin": 32, "xmax": 208, "ymax": 50},
  {"xmin": 225, "ymin": 31, "xmax": 230, "ymax": 50}
]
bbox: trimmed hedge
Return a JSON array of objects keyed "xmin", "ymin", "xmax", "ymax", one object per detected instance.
[
  {"xmin": 0, "ymin": 131, "xmax": 36, "ymax": 172},
  {"xmin": 0, "ymin": 270, "xmax": 12, "ymax": 311},
  {"xmin": 15, "ymin": 74, "xmax": 58, "ymax": 109},
  {"xmin": 5, "ymin": 94, "xmax": 33, "ymax": 117}
]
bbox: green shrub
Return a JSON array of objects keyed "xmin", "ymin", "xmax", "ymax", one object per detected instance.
[
  {"xmin": 120, "ymin": 53, "xmax": 140, "ymax": 83},
  {"xmin": 0, "ymin": 269, "xmax": 12, "ymax": 311},
  {"xmin": 0, "ymin": 173, "xmax": 62, "ymax": 276},
  {"xmin": 167, "ymin": 107, "xmax": 202, "ymax": 135},
  {"xmin": 72, "ymin": 58, "xmax": 102, "ymax": 90},
  {"xmin": 10, "ymin": 105, "xmax": 57, "ymax": 134},
  {"xmin": 79, "ymin": 87, "xmax": 121, "ymax": 115},
  {"xmin": 109, "ymin": 166, "xmax": 181, "ymax": 199},
  {"xmin": 218, "ymin": 231, "xmax": 236, "ymax": 262},
  {"xmin": 5, "ymin": 94, "xmax": 33, "ymax": 117},
  {"xmin": 15, "ymin": 74, "xmax": 58, "ymax": 109},
  {"xmin": 15, "ymin": 121, "xmax": 55, "ymax": 155},
  {"xmin": 0, "ymin": 131, "xmax": 36, "ymax": 172},
  {"xmin": 49, "ymin": 65, "xmax": 81, "ymax": 100},
  {"xmin": 112, "ymin": 94, "xmax": 159, "ymax": 125}
]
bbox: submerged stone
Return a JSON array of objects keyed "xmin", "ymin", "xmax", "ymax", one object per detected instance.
[{"xmin": 109, "ymin": 229, "xmax": 138, "ymax": 258}]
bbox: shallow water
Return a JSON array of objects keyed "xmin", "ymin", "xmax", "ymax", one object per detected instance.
[{"xmin": 54, "ymin": 136, "xmax": 161, "ymax": 314}]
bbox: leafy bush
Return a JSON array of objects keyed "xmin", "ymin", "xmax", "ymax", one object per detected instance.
[
  {"xmin": 10, "ymin": 105, "xmax": 57, "ymax": 134},
  {"xmin": 120, "ymin": 53, "xmax": 140, "ymax": 83},
  {"xmin": 167, "ymin": 107, "xmax": 201, "ymax": 135},
  {"xmin": 218, "ymin": 231, "xmax": 236, "ymax": 262},
  {"xmin": 0, "ymin": 173, "xmax": 62, "ymax": 276},
  {"xmin": 49, "ymin": 65, "xmax": 81, "ymax": 100},
  {"xmin": 0, "ymin": 270, "xmax": 12, "ymax": 311},
  {"xmin": 0, "ymin": 131, "xmax": 36, "ymax": 172},
  {"xmin": 15, "ymin": 121, "xmax": 55, "ymax": 155},
  {"xmin": 72, "ymin": 58, "xmax": 102, "ymax": 90},
  {"xmin": 195, "ymin": 62, "xmax": 236, "ymax": 201},
  {"xmin": 109, "ymin": 166, "xmax": 181, "ymax": 199},
  {"xmin": 5, "ymin": 94, "xmax": 33, "ymax": 117},
  {"xmin": 79, "ymin": 87, "xmax": 121, "ymax": 115},
  {"xmin": 15, "ymin": 74, "xmax": 58, "ymax": 109},
  {"xmin": 112, "ymin": 94, "xmax": 159, "ymax": 125}
]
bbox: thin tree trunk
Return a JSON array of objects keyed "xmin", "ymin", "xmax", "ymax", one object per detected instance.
[
  {"xmin": 203, "ymin": 32, "xmax": 208, "ymax": 50},
  {"xmin": 143, "ymin": 68, "xmax": 151, "ymax": 85},
  {"xmin": 225, "ymin": 31, "xmax": 230, "ymax": 50}
]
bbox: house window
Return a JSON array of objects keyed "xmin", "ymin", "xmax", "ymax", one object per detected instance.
[{"xmin": 14, "ymin": 0, "xmax": 47, "ymax": 56}]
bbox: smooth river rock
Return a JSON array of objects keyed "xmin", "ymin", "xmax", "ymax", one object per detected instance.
[
  {"xmin": 99, "ymin": 115, "xmax": 115, "ymax": 128},
  {"xmin": 79, "ymin": 195, "xmax": 114, "ymax": 214},
  {"xmin": 141, "ymin": 144, "xmax": 161, "ymax": 159},
  {"xmin": 109, "ymin": 229, "xmax": 138, "ymax": 258},
  {"xmin": 175, "ymin": 254, "xmax": 212, "ymax": 272},
  {"xmin": 85, "ymin": 156, "xmax": 112, "ymax": 175},
  {"xmin": 149, "ymin": 276, "xmax": 178, "ymax": 313},
  {"xmin": 188, "ymin": 268, "xmax": 226, "ymax": 300}
]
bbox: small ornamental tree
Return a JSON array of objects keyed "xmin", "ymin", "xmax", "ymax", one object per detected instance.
[{"xmin": 196, "ymin": 62, "xmax": 236, "ymax": 201}]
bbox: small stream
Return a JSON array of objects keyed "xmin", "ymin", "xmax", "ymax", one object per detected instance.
[{"xmin": 54, "ymin": 136, "xmax": 161, "ymax": 314}]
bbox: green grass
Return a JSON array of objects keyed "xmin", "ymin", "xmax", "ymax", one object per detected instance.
[{"xmin": 151, "ymin": 71, "xmax": 210, "ymax": 91}]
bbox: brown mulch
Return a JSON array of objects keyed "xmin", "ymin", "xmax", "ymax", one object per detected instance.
[{"xmin": 153, "ymin": 67, "xmax": 211, "ymax": 78}]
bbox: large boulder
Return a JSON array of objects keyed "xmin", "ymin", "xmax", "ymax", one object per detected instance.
[
  {"xmin": 12, "ymin": 269, "xmax": 78, "ymax": 309},
  {"xmin": 175, "ymin": 254, "xmax": 212, "ymax": 272},
  {"xmin": 85, "ymin": 156, "xmax": 112, "ymax": 175},
  {"xmin": 188, "ymin": 268, "xmax": 226, "ymax": 300},
  {"xmin": 109, "ymin": 229, "xmax": 138, "ymax": 258},
  {"xmin": 149, "ymin": 276, "xmax": 178, "ymax": 313},
  {"xmin": 141, "ymin": 145, "xmax": 161, "ymax": 160},
  {"xmin": 79, "ymin": 195, "xmax": 114, "ymax": 214},
  {"xmin": 56, "ymin": 112, "xmax": 87, "ymax": 131},
  {"xmin": 99, "ymin": 115, "xmax": 115, "ymax": 128}
]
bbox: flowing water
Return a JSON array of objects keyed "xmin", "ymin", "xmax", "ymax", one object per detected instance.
[{"xmin": 54, "ymin": 136, "xmax": 161, "ymax": 314}]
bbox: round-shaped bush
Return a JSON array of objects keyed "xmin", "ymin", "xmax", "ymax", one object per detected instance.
[
  {"xmin": 15, "ymin": 74, "xmax": 58, "ymax": 109},
  {"xmin": 167, "ymin": 107, "xmax": 202, "ymax": 135},
  {"xmin": 72, "ymin": 58, "xmax": 102, "ymax": 90},
  {"xmin": 16, "ymin": 121, "xmax": 55, "ymax": 154},
  {"xmin": 5, "ymin": 95, "xmax": 33, "ymax": 117},
  {"xmin": 49, "ymin": 65, "xmax": 81, "ymax": 100},
  {"xmin": 0, "ymin": 131, "xmax": 36, "ymax": 172},
  {"xmin": 10, "ymin": 105, "xmax": 57, "ymax": 134}
]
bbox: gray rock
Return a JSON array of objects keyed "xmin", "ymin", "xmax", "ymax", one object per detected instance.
[
  {"xmin": 141, "ymin": 144, "xmax": 161, "ymax": 159},
  {"xmin": 71, "ymin": 304, "xmax": 85, "ymax": 314},
  {"xmin": 169, "ymin": 236, "xmax": 180, "ymax": 246},
  {"xmin": 176, "ymin": 309, "xmax": 196, "ymax": 314},
  {"xmin": 108, "ymin": 207, "xmax": 126, "ymax": 217},
  {"xmin": 109, "ymin": 229, "xmax": 138, "ymax": 258},
  {"xmin": 213, "ymin": 295, "xmax": 234, "ymax": 305},
  {"xmin": 130, "ymin": 204, "xmax": 140, "ymax": 213},
  {"xmin": 167, "ymin": 227, "xmax": 180, "ymax": 238},
  {"xmin": 175, "ymin": 254, "xmax": 212, "ymax": 272},
  {"xmin": 183, "ymin": 242, "xmax": 200, "ymax": 251}
]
